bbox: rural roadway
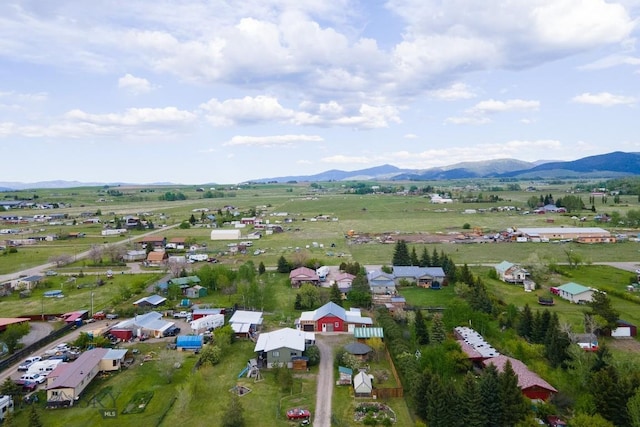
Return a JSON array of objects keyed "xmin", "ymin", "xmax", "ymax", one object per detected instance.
[
  {"xmin": 0, "ymin": 224, "xmax": 179, "ymax": 284},
  {"xmin": 314, "ymin": 336, "xmax": 333, "ymax": 427}
]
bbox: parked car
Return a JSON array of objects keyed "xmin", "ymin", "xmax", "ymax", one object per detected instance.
[
  {"xmin": 18, "ymin": 356, "xmax": 42, "ymax": 371},
  {"xmin": 286, "ymin": 408, "xmax": 311, "ymax": 420},
  {"xmin": 45, "ymin": 270, "xmax": 57, "ymax": 276},
  {"xmin": 106, "ymin": 313, "xmax": 118, "ymax": 320},
  {"xmin": 547, "ymin": 415, "xmax": 568, "ymax": 427},
  {"xmin": 19, "ymin": 373, "xmax": 45, "ymax": 384},
  {"xmin": 14, "ymin": 379, "xmax": 38, "ymax": 392},
  {"xmin": 163, "ymin": 326, "xmax": 181, "ymax": 337},
  {"xmin": 92, "ymin": 311, "xmax": 106, "ymax": 320},
  {"xmin": 45, "ymin": 344, "xmax": 70, "ymax": 356}
]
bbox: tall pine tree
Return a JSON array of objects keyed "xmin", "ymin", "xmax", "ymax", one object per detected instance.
[
  {"xmin": 420, "ymin": 247, "xmax": 431, "ymax": 267},
  {"xmin": 415, "ymin": 309, "xmax": 430, "ymax": 345},
  {"xmin": 459, "ymin": 372, "xmax": 486, "ymax": 427},
  {"xmin": 329, "ymin": 282, "xmax": 343, "ymax": 307},
  {"xmin": 410, "ymin": 247, "xmax": 419, "ymax": 266},
  {"xmin": 499, "ymin": 360, "xmax": 529, "ymax": 426},
  {"xmin": 479, "ymin": 364, "xmax": 503, "ymax": 426},
  {"xmin": 392, "ymin": 240, "xmax": 411, "ymax": 266}
]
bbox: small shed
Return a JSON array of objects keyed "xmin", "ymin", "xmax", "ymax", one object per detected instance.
[
  {"xmin": 185, "ymin": 285, "xmax": 207, "ymax": 299},
  {"xmin": 353, "ymin": 371, "xmax": 373, "ymax": 397},
  {"xmin": 176, "ymin": 335, "xmax": 203, "ymax": 352}
]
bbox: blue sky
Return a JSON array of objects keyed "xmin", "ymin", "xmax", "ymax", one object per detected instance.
[{"xmin": 1, "ymin": 0, "xmax": 639, "ymax": 185}]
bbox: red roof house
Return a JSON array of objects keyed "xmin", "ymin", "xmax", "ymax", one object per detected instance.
[{"xmin": 289, "ymin": 267, "xmax": 319, "ymax": 288}]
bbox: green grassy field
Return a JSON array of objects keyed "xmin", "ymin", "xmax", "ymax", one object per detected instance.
[{"xmin": 4, "ymin": 181, "xmax": 640, "ymax": 425}]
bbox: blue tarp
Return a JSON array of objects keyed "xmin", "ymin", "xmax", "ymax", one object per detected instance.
[{"xmin": 176, "ymin": 335, "xmax": 203, "ymax": 350}]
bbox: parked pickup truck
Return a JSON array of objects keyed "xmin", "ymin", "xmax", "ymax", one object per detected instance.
[{"xmin": 173, "ymin": 311, "xmax": 190, "ymax": 319}]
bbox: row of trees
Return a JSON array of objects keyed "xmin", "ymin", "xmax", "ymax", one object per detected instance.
[{"xmin": 391, "ymin": 241, "xmax": 457, "ymax": 282}]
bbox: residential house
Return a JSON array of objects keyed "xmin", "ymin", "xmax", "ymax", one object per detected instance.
[
  {"xmin": 46, "ymin": 348, "xmax": 108, "ymax": 407},
  {"xmin": 0, "ymin": 318, "xmax": 30, "ymax": 333},
  {"xmin": 289, "ymin": 267, "xmax": 319, "ymax": 288},
  {"xmin": 367, "ymin": 271, "xmax": 396, "ymax": 295},
  {"xmin": 112, "ymin": 311, "xmax": 175, "ymax": 339},
  {"xmin": 146, "ymin": 251, "xmax": 168, "ymax": 266},
  {"xmin": 353, "ymin": 371, "xmax": 373, "ymax": 397},
  {"xmin": 483, "ymin": 355, "xmax": 557, "ymax": 401},
  {"xmin": 297, "ymin": 302, "xmax": 373, "ymax": 333},
  {"xmin": 167, "ymin": 237, "xmax": 186, "ymax": 250},
  {"xmin": 139, "ymin": 236, "xmax": 166, "ymax": 249},
  {"xmin": 334, "ymin": 272, "xmax": 355, "ymax": 295},
  {"xmin": 495, "ymin": 261, "xmax": 529, "ymax": 283},
  {"xmin": 392, "ymin": 266, "xmax": 447, "ymax": 288},
  {"xmin": 556, "ymin": 282, "xmax": 595, "ymax": 304},
  {"xmin": 229, "ymin": 310, "xmax": 263, "ymax": 338},
  {"xmin": 254, "ymin": 327, "xmax": 313, "ymax": 368},
  {"xmin": 14, "ymin": 275, "xmax": 43, "ymax": 291},
  {"xmin": 574, "ymin": 333, "xmax": 598, "ymax": 352}
]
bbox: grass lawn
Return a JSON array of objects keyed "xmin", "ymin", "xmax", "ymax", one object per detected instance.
[{"xmin": 331, "ymin": 386, "xmax": 414, "ymax": 427}]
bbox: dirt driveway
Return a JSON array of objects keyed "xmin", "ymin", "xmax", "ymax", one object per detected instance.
[{"xmin": 313, "ymin": 333, "xmax": 352, "ymax": 427}]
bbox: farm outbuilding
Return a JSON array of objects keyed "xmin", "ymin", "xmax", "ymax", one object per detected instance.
[
  {"xmin": 210, "ymin": 229, "xmax": 241, "ymax": 240},
  {"xmin": 176, "ymin": 335, "xmax": 203, "ymax": 351}
]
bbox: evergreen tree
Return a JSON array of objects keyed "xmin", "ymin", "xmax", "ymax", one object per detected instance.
[
  {"xmin": 441, "ymin": 254, "xmax": 457, "ymax": 283},
  {"xmin": 189, "ymin": 214, "xmax": 197, "ymax": 225},
  {"xmin": 479, "ymin": 364, "xmax": 503, "ymax": 426},
  {"xmin": 458, "ymin": 263, "xmax": 473, "ymax": 285},
  {"xmin": 392, "ymin": 240, "xmax": 411, "ymax": 266},
  {"xmin": 276, "ymin": 256, "xmax": 291, "ymax": 273},
  {"xmin": 628, "ymin": 387, "xmax": 640, "ymax": 427},
  {"xmin": 545, "ymin": 313, "xmax": 571, "ymax": 368},
  {"xmin": 459, "ymin": 372, "xmax": 486, "ymax": 427},
  {"xmin": 294, "ymin": 294, "xmax": 302, "ymax": 310},
  {"xmin": 517, "ymin": 304, "xmax": 534, "ymax": 341},
  {"xmin": 431, "ymin": 313, "xmax": 446, "ymax": 344},
  {"xmin": 425, "ymin": 374, "xmax": 451, "ymax": 427},
  {"xmin": 420, "ymin": 247, "xmax": 431, "ymax": 267},
  {"xmin": 329, "ymin": 282, "xmax": 343, "ymax": 307},
  {"xmin": 29, "ymin": 406, "xmax": 43, "ymax": 427},
  {"xmin": 222, "ymin": 394, "xmax": 245, "ymax": 427},
  {"xmin": 2, "ymin": 406, "xmax": 14, "ymax": 427},
  {"xmin": 590, "ymin": 366, "xmax": 631, "ymax": 426},
  {"xmin": 499, "ymin": 360, "xmax": 529, "ymax": 426},
  {"xmin": 258, "ymin": 261, "xmax": 265, "ymax": 275},
  {"xmin": 413, "ymin": 370, "xmax": 433, "ymax": 421},
  {"xmin": 470, "ymin": 277, "xmax": 493, "ymax": 314},
  {"xmin": 348, "ymin": 273, "xmax": 372, "ymax": 308},
  {"xmin": 591, "ymin": 345, "xmax": 612, "ymax": 372},
  {"xmin": 410, "ymin": 247, "xmax": 419, "ymax": 266},
  {"xmin": 589, "ymin": 291, "xmax": 620, "ymax": 332},
  {"xmin": 431, "ymin": 248, "xmax": 440, "ymax": 266},
  {"xmin": 414, "ymin": 309, "xmax": 430, "ymax": 345}
]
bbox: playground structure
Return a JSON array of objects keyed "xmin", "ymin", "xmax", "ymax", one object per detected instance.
[{"xmin": 237, "ymin": 359, "xmax": 263, "ymax": 382}]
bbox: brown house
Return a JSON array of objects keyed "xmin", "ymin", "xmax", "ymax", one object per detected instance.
[
  {"xmin": 146, "ymin": 251, "xmax": 168, "ymax": 266},
  {"xmin": 289, "ymin": 267, "xmax": 319, "ymax": 288}
]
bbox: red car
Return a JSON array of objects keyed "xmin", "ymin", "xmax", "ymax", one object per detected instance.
[
  {"xmin": 286, "ymin": 408, "xmax": 311, "ymax": 420},
  {"xmin": 547, "ymin": 415, "xmax": 567, "ymax": 427}
]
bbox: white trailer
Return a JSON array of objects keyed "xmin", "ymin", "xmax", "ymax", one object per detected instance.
[
  {"xmin": 191, "ymin": 314, "xmax": 224, "ymax": 333},
  {"xmin": 188, "ymin": 253, "xmax": 209, "ymax": 262},
  {"xmin": 0, "ymin": 395, "xmax": 14, "ymax": 421},
  {"xmin": 27, "ymin": 359, "xmax": 64, "ymax": 376}
]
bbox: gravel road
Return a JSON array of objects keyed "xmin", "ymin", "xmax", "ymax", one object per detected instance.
[{"xmin": 314, "ymin": 336, "xmax": 333, "ymax": 427}]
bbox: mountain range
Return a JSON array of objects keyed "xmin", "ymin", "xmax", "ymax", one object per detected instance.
[
  {"xmin": 254, "ymin": 151, "xmax": 640, "ymax": 183},
  {"xmin": 1, "ymin": 152, "xmax": 639, "ymax": 190}
]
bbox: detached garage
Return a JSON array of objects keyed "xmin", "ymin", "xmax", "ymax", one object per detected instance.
[{"xmin": 611, "ymin": 319, "xmax": 637, "ymax": 338}]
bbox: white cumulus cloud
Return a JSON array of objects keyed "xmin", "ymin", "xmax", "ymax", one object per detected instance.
[
  {"xmin": 572, "ymin": 92, "xmax": 636, "ymax": 107},
  {"xmin": 118, "ymin": 74, "xmax": 154, "ymax": 94},
  {"xmin": 222, "ymin": 134, "xmax": 323, "ymax": 147}
]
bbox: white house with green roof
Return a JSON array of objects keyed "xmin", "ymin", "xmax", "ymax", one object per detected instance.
[{"xmin": 557, "ymin": 282, "xmax": 595, "ymax": 304}]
